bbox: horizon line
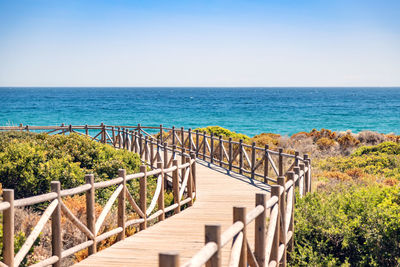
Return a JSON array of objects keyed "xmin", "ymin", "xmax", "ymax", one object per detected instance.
[{"xmin": 1, "ymin": 86, "xmax": 400, "ymax": 88}]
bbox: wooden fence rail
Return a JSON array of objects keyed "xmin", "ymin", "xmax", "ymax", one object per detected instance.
[
  {"xmin": 0, "ymin": 124, "xmax": 198, "ymax": 267},
  {"xmin": 159, "ymin": 169, "xmax": 307, "ymax": 267},
  {"xmin": 0, "ymin": 123, "xmax": 312, "ymax": 267}
]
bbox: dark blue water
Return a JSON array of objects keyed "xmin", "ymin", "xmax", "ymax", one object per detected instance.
[{"xmin": 1, "ymin": 87, "xmax": 399, "ymax": 136}]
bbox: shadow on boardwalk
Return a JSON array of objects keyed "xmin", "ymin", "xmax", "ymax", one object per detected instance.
[{"xmin": 197, "ymin": 160, "xmax": 271, "ymax": 192}]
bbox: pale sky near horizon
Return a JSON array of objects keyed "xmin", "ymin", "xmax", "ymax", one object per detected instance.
[{"xmin": 0, "ymin": 0, "xmax": 399, "ymax": 87}]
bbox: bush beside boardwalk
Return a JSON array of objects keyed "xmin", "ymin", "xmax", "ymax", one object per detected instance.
[
  {"xmin": 0, "ymin": 132, "xmax": 154, "ymax": 265},
  {"xmin": 190, "ymin": 126, "xmax": 400, "ymax": 266}
]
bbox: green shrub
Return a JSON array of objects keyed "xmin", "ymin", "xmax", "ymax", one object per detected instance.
[
  {"xmin": 318, "ymin": 142, "xmax": 400, "ymax": 181},
  {"xmin": 0, "ymin": 132, "xmax": 141, "ymax": 199},
  {"xmin": 194, "ymin": 126, "xmax": 250, "ymax": 141},
  {"xmin": 352, "ymin": 141, "xmax": 400, "ymax": 156},
  {"xmin": 290, "ymin": 184, "xmax": 400, "ymax": 266}
]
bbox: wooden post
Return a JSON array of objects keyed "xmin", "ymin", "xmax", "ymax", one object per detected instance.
[
  {"xmin": 117, "ymin": 128, "xmax": 122, "ymax": 148},
  {"xmin": 181, "ymin": 151, "xmax": 186, "ymax": 181},
  {"xmin": 157, "ymin": 162, "xmax": 165, "ymax": 221},
  {"xmin": 85, "ymin": 174, "xmax": 96, "ymax": 255},
  {"xmin": 251, "ymin": 142, "xmax": 256, "ymax": 179},
  {"xmin": 51, "ymin": 181, "xmax": 62, "ymax": 267},
  {"xmin": 205, "ymin": 224, "xmax": 221, "ymax": 267},
  {"xmin": 121, "ymin": 128, "xmax": 125, "ymax": 148},
  {"xmin": 124, "ymin": 129, "xmax": 128, "ymax": 149},
  {"xmin": 85, "ymin": 124, "xmax": 88, "ymax": 136},
  {"xmin": 304, "ymin": 154, "xmax": 310, "ymax": 193},
  {"xmin": 172, "ymin": 144, "xmax": 177, "ymax": 161},
  {"xmin": 181, "ymin": 127, "xmax": 185, "ymax": 153},
  {"xmin": 140, "ymin": 165, "xmax": 147, "ymax": 230},
  {"xmin": 294, "ymin": 151, "xmax": 299, "ymax": 167},
  {"xmin": 3, "ymin": 189, "xmax": 15, "ymax": 267},
  {"xmin": 117, "ymin": 169, "xmax": 126, "ymax": 241},
  {"xmin": 264, "ymin": 145, "xmax": 269, "ymax": 184},
  {"xmin": 172, "ymin": 159, "xmax": 180, "ymax": 214},
  {"xmin": 164, "ymin": 142, "xmax": 168, "ymax": 169},
  {"xmin": 270, "ymin": 185, "xmax": 281, "ymax": 264},
  {"xmin": 133, "ymin": 131, "xmax": 137, "ymax": 153},
  {"xmin": 137, "ymin": 123, "xmax": 141, "ymax": 135},
  {"xmin": 277, "ymin": 176, "xmax": 287, "ymax": 267},
  {"xmin": 139, "ymin": 133, "xmax": 143, "ymax": 158},
  {"xmin": 101, "ymin": 123, "xmax": 106, "ymax": 143},
  {"xmin": 233, "ymin": 207, "xmax": 247, "ymax": 267},
  {"xmin": 144, "ymin": 136, "xmax": 149, "ymax": 162},
  {"xmin": 294, "ymin": 166, "xmax": 300, "ymax": 188},
  {"xmin": 278, "ymin": 148, "xmax": 283, "ymax": 177},
  {"xmin": 186, "ymin": 156, "xmax": 193, "ymax": 207},
  {"xmin": 228, "ymin": 137, "xmax": 233, "ymax": 171},
  {"xmin": 69, "ymin": 124, "xmax": 72, "ymax": 133},
  {"xmin": 255, "ymin": 193, "xmax": 267, "ymax": 267},
  {"xmin": 188, "ymin": 128, "xmax": 192, "ymax": 153},
  {"xmin": 181, "ymin": 147, "xmax": 186, "ymax": 165},
  {"xmin": 150, "ymin": 141, "xmax": 154, "ymax": 168},
  {"xmin": 203, "ymin": 131, "xmax": 207, "ymax": 160},
  {"xmin": 111, "ymin": 126, "xmax": 115, "ymax": 146},
  {"xmin": 159, "ymin": 252, "xmax": 179, "ymax": 267},
  {"xmin": 210, "ymin": 132, "xmax": 214, "ymax": 164},
  {"xmin": 190, "ymin": 153, "xmax": 197, "ymax": 197},
  {"xmin": 172, "ymin": 126, "xmax": 176, "ymax": 146},
  {"xmin": 195, "ymin": 130, "xmax": 199, "ymax": 157},
  {"xmin": 219, "ymin": 135, "xmax": 223, "ymax": 167},
  {"xmin": 26, "ymin": 124, "xmax": 30, "ymax": 132},
  {"xmin": 287, "ymin": 171, "xmax": 295, "ymax": 252},
  {"xmin": 299, "ymin": 163, "xmax": 305, "ymax": 196},
  {"xmin": 239, "ymin": 139, "xmax": 243, "ymax": 174},
  {"xmin": 160, "ymin": 124, "xmax": 163, "ymax": 143}
]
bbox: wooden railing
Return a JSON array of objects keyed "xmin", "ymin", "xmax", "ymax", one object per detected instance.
[
  {"xmin": 0, "ymin": 124, "xmax": 311, "ymax": 267},
  {"xmin": 158, "ymin": 169, "xmax": 307, "ymax": 267},
  {"xmin": 0, "ymin": 123, "xmax": 310, "ymax": 186},
  {"xmin": 0, "ymin": 124, "xmax": 197, "ymax": 267}
]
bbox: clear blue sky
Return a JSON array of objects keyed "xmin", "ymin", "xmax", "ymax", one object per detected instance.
[{"xmin": 0, "ymin": 0, "xmax": 399, "ymax": 86}]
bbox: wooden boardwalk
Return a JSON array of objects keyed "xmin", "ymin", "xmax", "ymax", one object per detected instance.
[{"xmin": 74, "ymin": 160, "xmax": 270, "ymax": 266}]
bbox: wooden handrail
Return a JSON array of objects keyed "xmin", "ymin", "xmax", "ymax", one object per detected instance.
[
  {"xmin": 0, "ymin": 123, "xmax": 311, "ymax": 267},
  {"xmin": 0, "ymin": 124, "xmax": 198, "ymax": 266},
  {"xmin": 168, "ymin": 169, "xmax": 309, "ymax": 267}
]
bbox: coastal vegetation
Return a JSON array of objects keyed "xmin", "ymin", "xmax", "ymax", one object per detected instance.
[
  {"xmin": 0, "ymin": 132, "xmax": 159, "ymax": 265},
  {"xmin": 189, "ymin": 126, "xmax": 400, "ymax": 265},
  {"xmin": 1, "ymin": 127, "xmax": 400, "ymax": 266},
  {"xmin": 240, "ymin": 128, "xmax": 400, "ymax": 266},
  {"xmin": 194, "ymin": 126, "xmax": 250, "ymax": 141}
]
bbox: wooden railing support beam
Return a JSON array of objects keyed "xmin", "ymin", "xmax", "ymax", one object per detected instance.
[
  {"xmin": 51, "ymin": 181, "xmax": 62, "ymax": 267},
  {"xmin": 277, "ymin": 176, "xmax": 287, "ymax": 267},
  {"xmin": 233, "ymin": 206, "xmax": 247, "ymax": 267},
  {"xmin": 3, "ymin": 189, "xmax": 15, "ymax": 267},
  {"xmin": 140, "ymin": 165, "xmax": 147, "ymax": 230},
  {"xmin": 159, "ymin": 252, "xmax": 179, "ymax": 267},
  {"xmin": 205, "ymin": 224, "xmax": 221, "ymax": 267},
  {"xmin": 85, "ymin": 174, "xmax": 96, "ymax": 255},
  {"xmin": 117, "ymin": 169, "xmax": 126, "ymax": 241},
  {"xmin": 255, "ymin": 193, "xmax": 267, "ymax": 267}
]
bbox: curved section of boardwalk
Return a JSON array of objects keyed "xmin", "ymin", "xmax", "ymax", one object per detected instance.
[{"xmin": 74, "ymin": 160, "xmax": 270, "ymax": 266}]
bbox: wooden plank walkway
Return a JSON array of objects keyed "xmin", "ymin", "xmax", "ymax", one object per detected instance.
[{"xmin": 74, "ymin": 160, "xmax": 270, "ymax": 266}]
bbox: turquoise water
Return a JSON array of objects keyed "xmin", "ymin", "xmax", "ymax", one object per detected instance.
[{"xmin": 1, "ymin": 87, "xmax": 399, "ymax": 136}]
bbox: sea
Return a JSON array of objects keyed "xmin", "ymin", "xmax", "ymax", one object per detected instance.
[{"xmin": 1, "ymin": 87, "xmax": 399, "ymax": 136}]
